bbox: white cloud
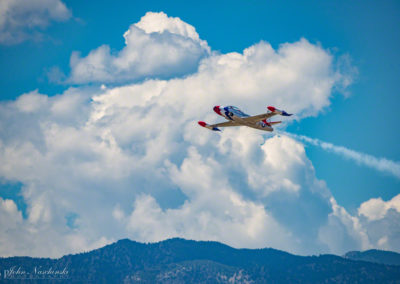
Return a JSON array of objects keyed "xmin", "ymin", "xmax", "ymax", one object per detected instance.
[
  {"xmin": 0, "ymin": 0, "xmax": 71, "ymax": 44},
  {"xmin": 358, "ymin": 194, "xmax": 400, "ymax": 221},
  {"xmin": 15, "ymin": 89, "xmax": 49, "ymax": 113},
  {"xmin": 319, "ymin": 197, "xmax": 371, "ymax": 254},
  {"xmin": 0, "ymin": 197, "xmax": 111, "ymax": 257},
  {"xmin": 68, "ymin": 12, "xmax": 210, "ymax": 84},
  {"xmin": 357, "ymin": 194, "xmax": 400, "ymax": 252},
  {"xmin": 2, "ymin": 12, "xmax": 396, "ymax": 258}
]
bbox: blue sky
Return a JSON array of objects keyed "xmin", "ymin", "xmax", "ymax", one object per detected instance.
[{"xmin": 0, "ymin": 0, "xmax": 399, "ymax": 257}]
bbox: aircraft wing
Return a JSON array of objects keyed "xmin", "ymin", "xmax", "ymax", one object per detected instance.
[
  {"xmin": 209, "ymin": 121, "xmax": 242, "ymax": 128},
  {"xmin": 198, "ymin": 120, "xmax": 241, "ymax": 131},
  {"xmin": 240, "ymin": 112, "xmax": 277, "ymax": 123}
]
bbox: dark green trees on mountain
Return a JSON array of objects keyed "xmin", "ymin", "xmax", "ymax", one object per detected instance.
[{"xmin": 1, "ymin": 238, "xmax": 399, "ymax": 283}]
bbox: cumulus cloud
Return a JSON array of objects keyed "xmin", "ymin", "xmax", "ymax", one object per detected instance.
[
  {"xmin": 68, "ymin": 12, "xmax": 210, "ymax": 84},
  {"xmin": 0, "ymin": 197, "xmax": 110, "ymax": 257},
  {"xmin": 357, "ymin": 195, "xmax": 400, "ymax": 252},
  {"xmin": 14, "ymin": 89, "xmax": 49, "ymax": 113},
  {"xmin": 319, "ymin": 197, "xmax": 370, "ymax": 254},
  {"xmin": 1, "ymin": 12, "xmax": 397, "ymax": 257},
  {"xmin": 358, "ymin": 195, "xmax": 400, "ymax": 221},
  {"xmin": 287, "ymin": 133, "xmax": 400, "ymax": 180},
  {"xmin": 0, "ymin": 0, "xmax": 71, "ymax": 44}
]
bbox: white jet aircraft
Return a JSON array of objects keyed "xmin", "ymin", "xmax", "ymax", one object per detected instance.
[{"xmin": 198, "ymin": 106, "xmax": 292, "ymax": 132}]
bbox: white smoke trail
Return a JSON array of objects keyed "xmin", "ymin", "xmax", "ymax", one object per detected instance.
[{"xmin": 281, "ymin": 132, "xmax": 400, "ymax": 180}]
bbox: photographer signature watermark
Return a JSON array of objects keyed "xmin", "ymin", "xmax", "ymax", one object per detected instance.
[{"xmin": 1, "ymin": 265, "xmax": 69, "ymax": 279}]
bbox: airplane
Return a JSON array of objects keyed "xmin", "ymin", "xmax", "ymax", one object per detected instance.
[{"xmin": 198, "ymin": 106, "xmax": 292, "ymax": 132}]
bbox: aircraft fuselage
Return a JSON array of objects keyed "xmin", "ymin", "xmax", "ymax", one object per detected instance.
[{"xmin": 214, "ymin": 106, "xmax": 274, "ymax": 131}]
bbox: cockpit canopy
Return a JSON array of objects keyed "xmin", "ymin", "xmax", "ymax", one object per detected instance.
[{"xmin": 226, "ymin": 106, "xmax": 249, "ymax": 117}]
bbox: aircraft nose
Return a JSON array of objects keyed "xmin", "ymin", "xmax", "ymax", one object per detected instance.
[{"xmin": 213, "ymin": 106, "xmax": 222, "ymax": 115}]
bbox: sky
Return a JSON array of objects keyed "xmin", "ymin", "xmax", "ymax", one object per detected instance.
[{"xmin": 0, "ymin": 0, "xmax": 399, "ymax": 257}]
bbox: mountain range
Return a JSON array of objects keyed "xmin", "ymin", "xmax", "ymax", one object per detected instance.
[{"xmin": 1, "ymin": 238, "xmax": 399, "ymax": 283}]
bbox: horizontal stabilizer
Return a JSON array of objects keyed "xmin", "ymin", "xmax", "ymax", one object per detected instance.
[{"xmin": 269, "ymin": 121, "xmax": 282, "ymax": 125}]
